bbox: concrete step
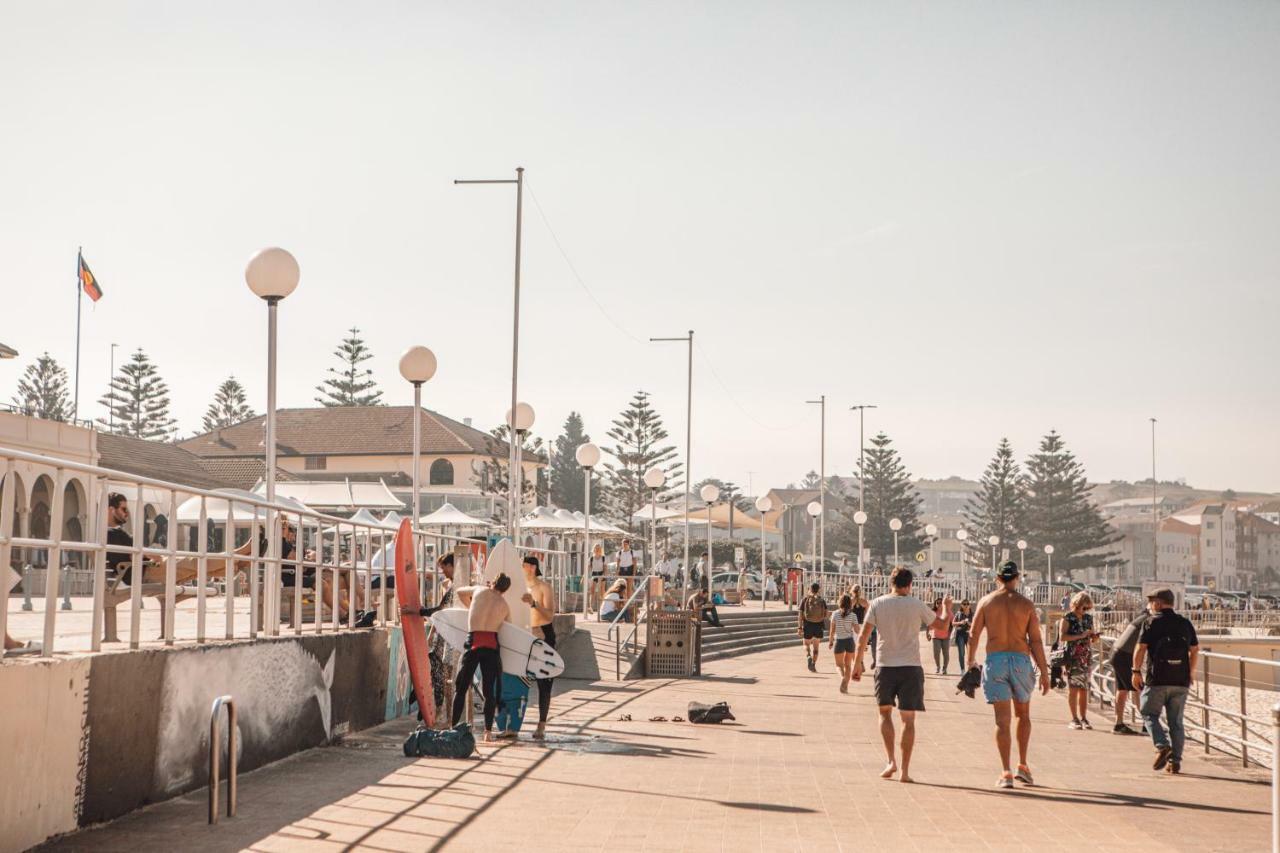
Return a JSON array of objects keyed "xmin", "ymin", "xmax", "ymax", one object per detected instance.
[
  {"xmin": 701, "ymin": 630, "xmax": 795, "ymax": 653},
  {"xmin": 703, "ymin": 637, "xmax": 800, "ymax": 662},
  {"xmin": 715, "ymin": 611, "xmax": 795, "ymax": 622},
  {"xmin": 702, "ymin": 622, "xmax": 794, "ymax": 638}
]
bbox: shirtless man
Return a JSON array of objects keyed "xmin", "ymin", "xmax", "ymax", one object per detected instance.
[
  {"xmin": 521, "ymin": 556, "xmax": 556, "ymax": 740},
  {"xmin": 450, "ymin": 574, "xmax": 513, "ymax": 741},
  {"xmin": 968, "ymin": 561, "xmax": 1050, "ymax": 789}
]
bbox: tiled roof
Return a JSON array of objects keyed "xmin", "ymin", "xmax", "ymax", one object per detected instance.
[
  {"xmin": 178, "ymin": 406, "xmax": 524, "ymax": 459},
  {"xmin": 98, "ymin": 433, "xmax": 236, "ymax": 490},
  {"xmin": 193, "ymin": 457, "xmax": 293, "ymax": 491}
]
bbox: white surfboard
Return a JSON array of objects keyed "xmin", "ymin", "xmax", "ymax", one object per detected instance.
[
  {"xmin": 429, "ymin": 607, "xmax": 565, "ymax": 679},
  {"xmin": 482, "ymin": 538, "xmax": 530, "ymax": 628}
]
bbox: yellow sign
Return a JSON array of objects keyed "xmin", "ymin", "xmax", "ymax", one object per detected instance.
[
  {"xmin": 794, "ymin": 552, "xmax": 804, "ymax": 562},
  {"xmin": 915, "ymin": 551, "xmax": 927, "ymax": 563}
]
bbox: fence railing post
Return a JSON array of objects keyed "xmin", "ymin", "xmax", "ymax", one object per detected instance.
[
  {"xmin": 1203, "ymin": 648, "xmax": 1212, "ymax": 755},
  {"xmin": 1271, "ymin": 702, "xmax": 1279, "ymax": 853},
  {"xmin": 1240, "ymin": 657, "xmax": 1249, "ymax": 768}
]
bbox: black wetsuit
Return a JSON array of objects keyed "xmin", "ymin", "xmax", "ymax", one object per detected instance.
[{"xmin": 535, "ymin": 624, "xmax": 557, "ymax": 723}]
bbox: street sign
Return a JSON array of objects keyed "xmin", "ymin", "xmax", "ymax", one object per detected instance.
[
  {"xmin": 794, "ymin": 552, "xmax": 804, "ymax": 562},
  {"xmin": 734, "ymin": 546, "xmax": 746, "ymax": 567},
  {"xmin": 914, "ymin": 551, "xmax": 926, "ymax": 563}
]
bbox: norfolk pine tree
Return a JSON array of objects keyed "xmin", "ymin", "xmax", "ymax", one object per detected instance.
[
  {"xmin": 857, "ymin": 432, "xmax": 925, "ymax": 566},
  {"xmin": 1021, "ymin": 430, "xmax": 1120, "ymax": 578},
  {"xmin": 98, "ymin": 349, "xmax": 177, "ymax": 439},
  {"xmin": 315, "ymin": 327, "xmax": 384, "ymax": 407},
  {"xmin": 602, "ymin": 391, "xmax": 683, "ymax": 532},
  {"xmin": 961, "ymin": 438, "xmax": 1027, "ymax": 568},
  {"xmin": 549, "ymin": 412, "xmax": 592, "ymax": 511},
  {"xmin": 202, "ymin": 376, "xmax": 257, "ymax": 432},
  {"xmin": 12, "ymin": 353, "xmax": 70, "ymax": 422}
]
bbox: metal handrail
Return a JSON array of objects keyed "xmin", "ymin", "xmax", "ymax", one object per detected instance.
[
  {"xmin": 607, "ymin": 581, "xmax": 652, "ymax": 679},
  {"xmin": 208, "ymin": 695, "xmax": 237, "ymax": 824},
  {"xmin": 606, "ymin": 579, "xmax": 651, "ymax": 641}
]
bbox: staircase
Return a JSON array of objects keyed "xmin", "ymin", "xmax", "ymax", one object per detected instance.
[{"xmin": 700, "ymin": 609, "xmax": 799, "ymax": 663}]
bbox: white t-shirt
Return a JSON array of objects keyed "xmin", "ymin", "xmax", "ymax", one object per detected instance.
[
  {"xmin": 601, "ymin": 592, "xmax": 622, "ymax": 618},
  {"xmin": 864, "ymin": 593, "xmax": 936, "ymax": 668},
  {"xmin": 618, "ymin": 549, "xmax": 635, "ymax": 569}
]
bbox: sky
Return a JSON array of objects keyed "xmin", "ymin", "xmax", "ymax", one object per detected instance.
[{"xmin": 1, "ymin": 2, "xmax": 1278, "ymax": 495}]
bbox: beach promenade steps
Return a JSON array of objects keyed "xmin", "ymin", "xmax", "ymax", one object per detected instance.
[{"xmin": 700, "ymin": 608, "xmax": 800, "ymax": 662}]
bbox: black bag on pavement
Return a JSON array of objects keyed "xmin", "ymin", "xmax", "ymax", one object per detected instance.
[
  {"xmin": 688, "ymin": 701, "xmax": 735, "ymax": 724},
  {"xmin": 956, "ymin": 665, "xmax": 982, "ymax": 698},
  {"xmin": 403, "ymin": 723, "xmax": 476, "ymax": 758}
]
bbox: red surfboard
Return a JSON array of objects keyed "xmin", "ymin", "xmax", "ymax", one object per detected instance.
[{"xmin": 395, "ymin": 518, "xmax": 435, "ymax": 726}]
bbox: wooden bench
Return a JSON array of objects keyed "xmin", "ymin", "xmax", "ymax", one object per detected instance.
[{"xmin": 102, "ymin": 563, "xmax": 216, "ymax": 643}]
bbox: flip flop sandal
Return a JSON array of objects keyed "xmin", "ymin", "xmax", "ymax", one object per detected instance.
[
  {"xmin": 618, "ymin": 714, "xmax": 632, "ymax": 721},
  {"xmin": 672, "ymin": 716, "xmax": 685, "ymax": 722},
  {"xmin": 649, "ymin": 716, "xmax": 668, "ymax": 722}
]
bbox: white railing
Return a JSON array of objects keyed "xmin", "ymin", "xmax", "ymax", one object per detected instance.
[{"xmin": 0, "ymin": 444, "xmax": 570, "ymax": 658}]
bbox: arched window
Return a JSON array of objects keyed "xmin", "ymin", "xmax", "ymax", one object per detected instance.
[{"xmin": 429, "ymin": 458, "xmax": 454, "ymax": 486}]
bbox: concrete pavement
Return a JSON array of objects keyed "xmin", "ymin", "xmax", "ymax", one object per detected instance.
[{"xmin": 38, "ymin": 641, "xmax": 1272, "ymax": 852}]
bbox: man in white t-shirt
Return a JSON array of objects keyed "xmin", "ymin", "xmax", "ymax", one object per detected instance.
[
  {"xmin": 617, "ymin": 539, "xmax": 637, "ymax": 576},
  {"xmin": 853, "ymin": 567, "xmax": 952, "ymax": 783}
]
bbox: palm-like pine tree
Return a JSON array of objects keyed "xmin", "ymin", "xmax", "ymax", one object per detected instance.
[
  {"xmin": 98, "ymin": 349, "xmax": 177, "ymax": 439},
  {"xmin": 1021, "ymin": 430, "xmax": 1120, "ymax": 579},
  {"xmin": 315, "ymin": 327, "xmax": 384, "ymax": 407},
  {"xmin": 961, "ymin": 438, "xmax": 1027, "ymax": 569},
  {"xmin": 549, "ymin": 412, "xmax": 592, "ymax": 511},
  {"xmin": 12, "ymin": 353, "xmax": 70, "ymax": 422},
  {"xmin": 602, "ymin": 391, "xmax": 683, "ymax": 531},
  {"xmin": 858, "ymin": 432, "xmax": 924, "ymax": 566},
  {"xmin": 202, "ymin": 376, "xmax": 257, "ymax": 432}
]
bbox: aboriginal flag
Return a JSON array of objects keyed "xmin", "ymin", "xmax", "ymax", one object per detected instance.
[{"xmin": 78, "ymin": 252, "xmax": 103, "ymax": 302}]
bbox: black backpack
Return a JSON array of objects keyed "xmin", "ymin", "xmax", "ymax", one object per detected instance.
[
  {"xmin": 1148, "ymin": 630, "xmax": 1192, "ymax": 686},
  {"xmin": 688, "ymin": 701, "xmax": 735, "ymax": 724}
]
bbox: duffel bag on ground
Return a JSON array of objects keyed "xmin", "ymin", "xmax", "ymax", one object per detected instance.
[
  {"xmin": 403, "ymin": 723, "xmax": 476, "ymax": 758},
  {"xmin": 687, "ymin": 701, "xmax": 735, "ymax": 724}
]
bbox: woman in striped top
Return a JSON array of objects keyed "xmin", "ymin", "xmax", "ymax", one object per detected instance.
[{"xmin": 829, "ymin": 593, "xmax": 862, "ymax": 694}]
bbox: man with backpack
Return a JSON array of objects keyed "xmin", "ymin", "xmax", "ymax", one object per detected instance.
[
  {"xmin": 1131, "ymin": 588, "xmax": 1199, "ymax": 774},
  {"xmin": 798, "ymin": 582, "xmax": 829, "ymax": 672}
]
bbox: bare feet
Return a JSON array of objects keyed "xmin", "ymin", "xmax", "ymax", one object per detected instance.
[
  {"xmin": 880, "ymin": 763, "xmax": 897, "ymax": 779},
  {"xmin": 899, "ymin": 773, "xmax": 914, "ymax": 783},
  {"xmin": 532, "ymin": 723, "xmax": 546, "ymax": 741},
  {"xmin": 483, "ymin": 731, "xmax": 496, "ymax": 743}
]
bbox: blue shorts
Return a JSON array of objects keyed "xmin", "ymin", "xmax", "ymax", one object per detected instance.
[{"xmin": 983, "ymin": 652, "xmax": 1036, "ymax": 704}]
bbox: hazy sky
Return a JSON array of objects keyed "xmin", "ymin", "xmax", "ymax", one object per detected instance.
[{"xmin": 2, "ymin": 2, "xmax": 1277, "ymax": 494}]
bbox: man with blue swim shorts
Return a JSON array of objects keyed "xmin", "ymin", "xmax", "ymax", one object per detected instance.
[{"xmin": 968, "ymin": 561, "xmax": 1050, "ymax": 790}]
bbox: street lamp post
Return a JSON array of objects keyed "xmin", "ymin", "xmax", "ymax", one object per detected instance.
[
  {"xmin": 1044, "ymin": 544, "xmax": 1055, "ymax": 583},
  {"xmin": 1016, "ymin": 539, "xmax": 1027, "ymax": 575},
  {"xmin": 956, "ymin": 529, "xmax": 969, "ymax": 596},
  {"xmin": 698, "ymin": 484, "xmax": 719, "ymax": 604},
  {"xmin": 806, "ymin": 396, "xmax": 826, "ymax": 569},
  {"xmin": 245, "ymin": 247, "xmax": 299, "ymax": 636},
  {"xmin": 652, "ymin": 332, "xmax": 694, "ymax": 608},
  {"xmin": 576, "ymin": 442, "xmax": 601, "ymax": 618},
  {"xmin": 925, "ymin": 523, "xmax": 938, "ymax": 575},
  {"xmin": 399, "ymin": 346, "xmax": 437, "ymax": 600},
  {"xmin": 108, "ymin": 343, "xmax": 119, "ymax": 431},
  {"xmin": 506, "ymin": 402, "xmax": 535, "ymax": 543},
  {"xmin": 1150, "ymin": 417, "xmax": 1159, "ymax": 582},
  {"xmin": 988, "ymin": 535, "xmax": 1000, "ymax": 578},
  {"xmin": 455, "ymin": 168, "xmax": 525, "ymax": 542},
  {"xmin": 853, "ymin": 511, "xmax": 868, "ymax": 578},
  {"xmin": 756, "ymin": 495, "xmax": 773, "ymax": 611},
  {"xmin": 806, "ymin": 501, "xmax": 822, "ymax": 591},
  {"xmin": 850, "ymin": 404, "xmax": 876, "ymax": 574},
  {"xmin": 644, "ymin": 466, "xmax": 666, "ymax": 578},
  {"xmin": 890, "ymin": 518, "xmax": 902, "ymax": 569}
]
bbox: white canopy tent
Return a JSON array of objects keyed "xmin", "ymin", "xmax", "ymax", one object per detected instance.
[
  {"xmin": 418, "ymin": 502, "xmax": 493, "ymax": 528},
  {"xmin": 631, "ymin": 502, "xmax": 686, "ymax": 521},
  {"xmin": 521, "ymin": 506, "xmax": 581, "ymax": 531},
  {"xmin": 175, "ymin": 488, "xmax": 315, "ymax": 524},
  {"xmin": 259, "ymin": 479, "xmax": 404, "ymax": 511}
]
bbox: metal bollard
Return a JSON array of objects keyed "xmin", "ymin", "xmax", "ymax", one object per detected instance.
[
  {"xmin": 21, "ymin": 564, "xmax": 32, "ymax": 611},
  {"xmin": 1271, "ymin": 703, "xmax": 1278, "ymax": 853},
  {"xmin": 208, "ymin": 695, "xmax": 238, "ymax": 824}
]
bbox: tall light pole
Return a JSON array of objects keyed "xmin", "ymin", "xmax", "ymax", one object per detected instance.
[
  {"xmin": 644, "ymin": 466, "xmax": 666, "ymax": 576},
  {"xmin": 890, "ymin": 518, "xmax": 902, "ymax": 569},
  {"xmin": 1150, "ymin": 417, "xmax": 1159, "ymax": 582},
  {"xmin": 576, "ymin": 442, "xmax": 601, "ymax": 618},
  {"xmin": 455, "ymin": 168, "xmax": 525, "ymax": 540},
  {"xmin": 956, "ymin": 529, "xmax": 969, "ymax": 594},
  {"xmin": 506, "ymin": 402, "xmax": 535, "ymax": 543},
  {"xmin": 651, "ymin": 331, "xmax": 694, "ymax": 605},
  {"xmin": 756, "ymin": 495, "xmax": 773, "ymax": 610},
  {"xmin": 988, "ymin": 535, "xmax": 1000, "ymax": 577},
  {"xmin": 806, "ymin": 395, "xmax": 826, "ymax": 570},
  {"xmin": 925, "ymin": 523, "xmax": 938, "ymax": 575},
  {"xmin": 853, "ymin": 511, "xmax": 867, "ymax": 576},
  {"xmin": 699, "ymin": 483, "xmax": 719, "ymax": 604},
  {"xmin": 1044, "ymin": 544, "xmax": 1055, "ymax": 583},
  {"xmin": 399, "ymin": 346, "xmax": 437, "ymax": 590},
  {"xmin": 1017, "ymin": 539, "xmax": 1027, "ymax": 575},
  {"xmin": 806, "ymin": 501, "xmax": 822, "ymax": 589},
  {"xmin": 245, "ymin": 247, "xmax": 300, "ymax": 636},
  {"xmin": 108, "ymin": 343, "xmax": 119, "ymax": 431},
  {"xmin": 850, "ymin": 404, "xmax": 877, "ymax": 573}
]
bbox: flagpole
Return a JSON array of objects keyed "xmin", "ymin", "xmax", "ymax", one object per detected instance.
[{"xmin": 74, "ymin": 247, "xmax": 83, "ymax": 423}]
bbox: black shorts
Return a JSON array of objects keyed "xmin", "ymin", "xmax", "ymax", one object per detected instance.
[
  {"xmin": 803, "ymin": 621, "xmax": 825, "ymax": 640},
  {"xmin": 1111, "ymin": 651, "xmax": 1135, "ymax": 692},
  {"xmin": 834, "ymin": 637, "xmax": 855, "ymax": 654},
  {"xmin": 874, "ymin": 665, "xmax": 926, "ymax": 711}
]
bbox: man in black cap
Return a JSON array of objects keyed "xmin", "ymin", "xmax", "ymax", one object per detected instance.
[
  {"xmin": 1132, "ymin": 588, "xmax": 1198, "ymax": 774},
  {"xmin": 968, "ymin": 561, "xmax": 1050, "ymax": 789}
]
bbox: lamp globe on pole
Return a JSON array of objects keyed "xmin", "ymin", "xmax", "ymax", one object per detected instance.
[
  {"xmin": 805, "ymin": 501, "xmax": 822, "ymax": 578},
  {"xmin": 643, "ymin": 466, "xmax": 666, "ymax": 574},
  {"xmin": 576, "ymin": 442, "xmax": 601, "ymax": 618},
  {"xmin": 398, "ymin": 344, "xmax": 437, "ymax": 596},
  {"xmin": 956, "ymin": 529, "xmax": 969, "ymax": 592},
  {"xmin": 505, "ymin": 402, "xmax": 535, "ymax": 540},
  {"xmin": 755, "ymin": 495, "xmax": 773, "ymax": 608},
  {"xmin": 889, "ymin": 517, "xmax": 902, "ymax": 569},
  {"xmin": 700, "ymin": 484, "xmax": 720, "ymax": 503},
  {"xmin": 988, "ymin": 534, "xmax": 1000, "ymax": 578},
  {"xmin": 1044, "ymin": 543, "xmax": 1055, "ymax": 583},
  {"xmin": 925, "ymin": 523, "xmax": 939, "ymax": 575},
  {"xmin": 695, "ymin": 483, "xmax": 720, "ymax": 600},
  {"xmin": 245, "ymin": 246, "xmax": 299, "ymax": 635},
  {"xmin": 1016, "ymin": 538, "xmax": 1027, "ymax": 575}
]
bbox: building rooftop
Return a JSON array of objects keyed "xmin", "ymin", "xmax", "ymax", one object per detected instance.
[{"xmin": 97, "ymin": 433, "xmax": 236, "ymax": 491}]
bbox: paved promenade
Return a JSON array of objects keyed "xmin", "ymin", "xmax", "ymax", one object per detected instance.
[{"xmin": 40, "ymin": 640, "xmax": 1272, "ymax": 853}]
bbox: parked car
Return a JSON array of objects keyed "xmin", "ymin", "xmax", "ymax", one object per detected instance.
[{"xmin": 710, "ymin": 571, "xmax": 763, "ymax": 600}]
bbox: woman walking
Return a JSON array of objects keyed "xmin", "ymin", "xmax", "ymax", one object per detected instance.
[
  {"xmin": 850, "ymin": 585, "xmax": 875, "ymax": 669},
  {"xmin": 930, "ymin": 596, "xmax": 953, "ymax": 674},
  {"xmin": 952, "ymin": 599, "xmax": 973, "ymax": 670},
  {"xmin": 1060, "ymin": 591, "xmax": 1100, "ymax": 729},
  {"xmin": 828, "ymin": 593, "xmax": 862, "ymax": 693}
]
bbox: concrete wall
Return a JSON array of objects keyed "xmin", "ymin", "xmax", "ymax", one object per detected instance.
[{"xmin": 0, "ymin": 629, "xmax": 401, "ymax": 852}]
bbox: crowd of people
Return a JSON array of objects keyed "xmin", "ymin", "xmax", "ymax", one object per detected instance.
[{"xmin": 791, "ymin": 562, "xmax": 1199, "ymax": 786}]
